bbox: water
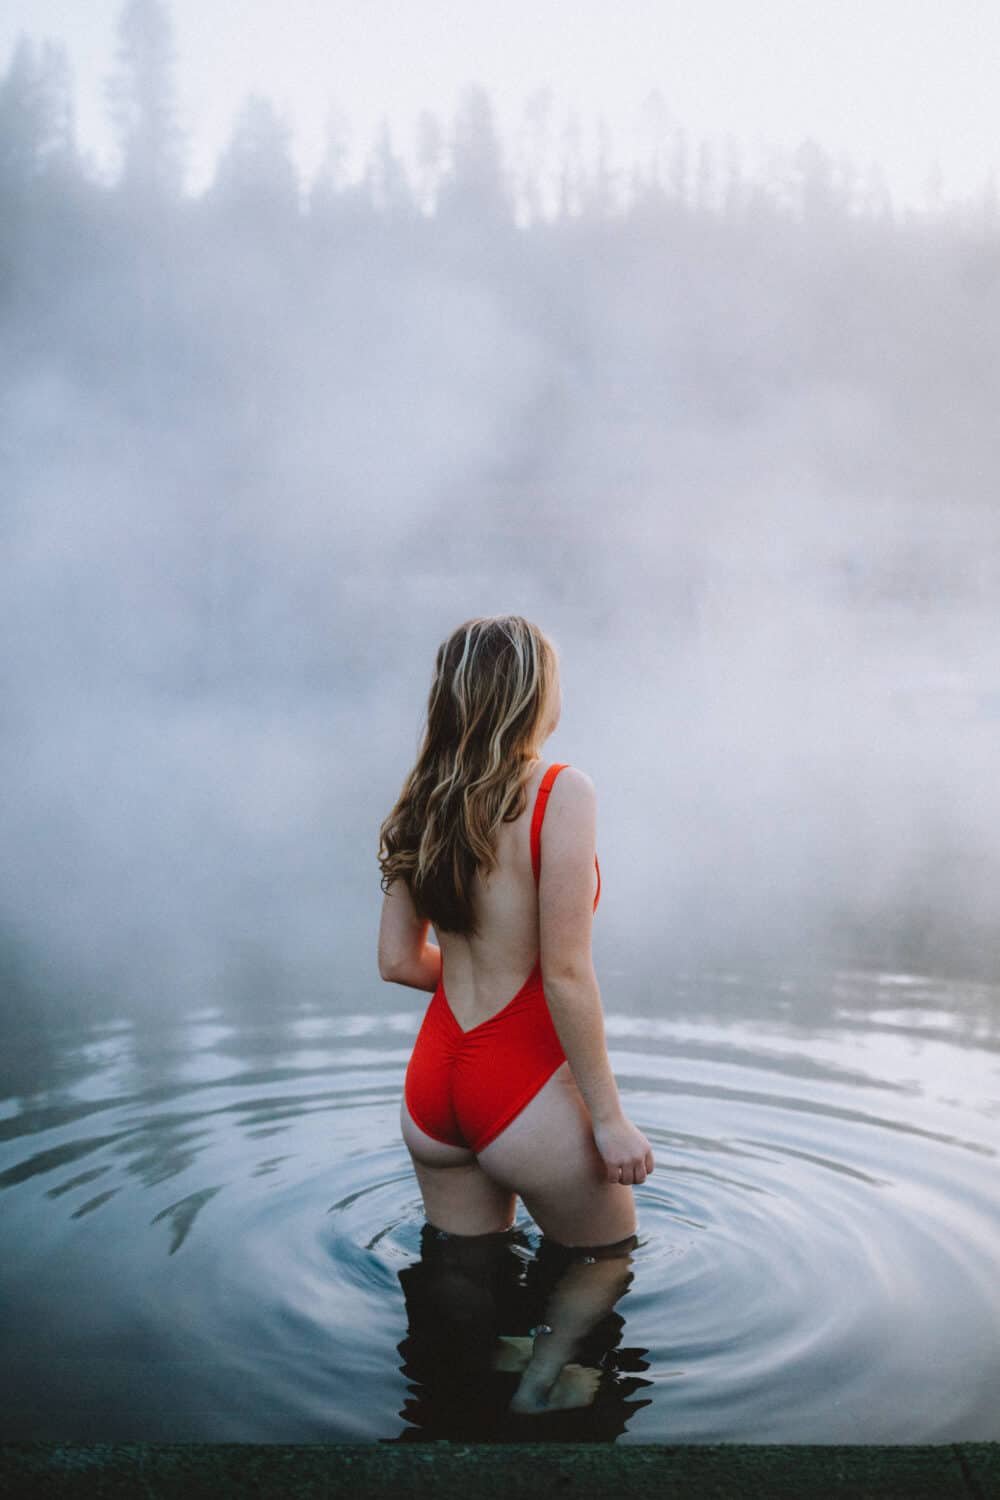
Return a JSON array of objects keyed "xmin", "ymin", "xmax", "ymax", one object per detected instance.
[{"xmin": 1, "ymin": 965, "xmax": 998, "ymax": 1444}]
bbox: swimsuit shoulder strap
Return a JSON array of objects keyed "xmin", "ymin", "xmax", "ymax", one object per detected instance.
[{"xmin": 530, "ymin": 762, "xmax": 570, "ymax": 884}]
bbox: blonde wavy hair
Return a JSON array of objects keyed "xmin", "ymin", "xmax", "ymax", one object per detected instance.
[{"xmin": 378, "ymin": 615, "xmax": 558, "ymax": 935}]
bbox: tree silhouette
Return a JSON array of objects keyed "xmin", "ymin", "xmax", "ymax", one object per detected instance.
[
  {"xmin": 316, "ymin": 100, "xmax": 352, "ymax": 196},
  {"xmin": 638, "ymin": 87, "xmax": 671, "ymax": 196},
  {"xmin": 413, "ymin": 108, "xmax": 445, "ymax": 217},
  {"xmin": 861, "ymin": 160, "xmax": 893, "ymax": 223},
  {"xmin": 585, "ymin": 113, "xmax": 621, "ymax": 222},
  {"xmin": 0, "ymin": 37, "xmax": 84, "ymax": 304},
  {"xmin": 722, "ymin": 133, "xmax": 745, "ymax": 220},
  {"xmin": 0, "ymin": 35, "xmax": 76, "ymax": 192},
  {"xmin": 924, "ymin": 158, "xmax": 945, "ymax": 217},
  {"xmin": 557, "ymin": 109, "xmax": 586, "ymax": 220},
  {"xmin": 437, "ymin": 84, "xmax": 512, "ymax": 226},
  {"xmin": 668, "ymin": 124, "xmax": 688, "ymax": 207},
  {"xmin": 363, "ymin": 116, "xmax": 415, "ymax": 222},
  {"xmin": 104, "ymin": 0, "xmax": 185, "ymax": 199},
  {"xmin": 694, "ymin": 138, "xmax": 715, "ymax": 216},
  {"xmin": 515, "ymin": 87, "xmax": 555, "ymax": 226},
  {"xmin": 792, "ymin": 137, "xmax": 842, "ymax": 226},
  {"xmin": 307, "ymin": 99, "xmax": 365, "ymax": 233},
  {"xmin": 209, "ymin": 92, "xmax": 299, "ymax": 222}
]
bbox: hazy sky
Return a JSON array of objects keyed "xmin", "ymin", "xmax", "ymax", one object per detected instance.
[{"xmin": 3, "ymin": 0, "xmax": 999, "ymax": 208}]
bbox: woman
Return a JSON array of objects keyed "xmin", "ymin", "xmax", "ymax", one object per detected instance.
[{"xmin": 377, "ymin": 615, "xmax": 654, "ymax": 1411}]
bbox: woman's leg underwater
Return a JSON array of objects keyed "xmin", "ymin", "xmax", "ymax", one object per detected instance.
[
  {"xmin": 474, "ymin": 1062, "xmax": 641, "ymax": 1411},
  {"xmin": 399, "ymin": 1094, "xmax": 522, "ymax": 1386}
]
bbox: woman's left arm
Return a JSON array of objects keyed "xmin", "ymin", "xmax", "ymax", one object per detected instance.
[{"xmin": 377, "ymin": 878, "xmax": 442, "ymax": 991}]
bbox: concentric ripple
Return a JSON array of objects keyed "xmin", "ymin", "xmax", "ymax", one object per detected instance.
[{"xmin": 0, "ymin": 967, "xmax": 997, "ymax": 1443}]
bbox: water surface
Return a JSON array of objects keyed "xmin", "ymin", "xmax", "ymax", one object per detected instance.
[{"xmin": 1, "ymin": 965, "xmax": 998, "ymax": 1443}]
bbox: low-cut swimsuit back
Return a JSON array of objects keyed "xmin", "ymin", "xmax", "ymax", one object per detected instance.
[{"xmin": 403, "ymin": 762, "xmax": 601, "ymax": 1155}]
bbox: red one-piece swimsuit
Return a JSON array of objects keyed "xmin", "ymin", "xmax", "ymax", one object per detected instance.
[{"xmin": 403, "ymin": 762, "xmax": 601, "ymax": 1154}]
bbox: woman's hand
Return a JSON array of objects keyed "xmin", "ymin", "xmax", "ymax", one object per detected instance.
[{"xmin": 593, "ymin": 1116, "xmax": 655, "ymax": 1184}]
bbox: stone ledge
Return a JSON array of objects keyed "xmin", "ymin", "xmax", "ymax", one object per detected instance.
[{"xmin": 1, "ymin": 1440, "xmax": 997, "ymax": 1498}]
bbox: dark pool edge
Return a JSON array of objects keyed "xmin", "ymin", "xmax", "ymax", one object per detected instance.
[{"xmin": 1, "ymin": 1441, "xmax": 998, "ymax": 1498}]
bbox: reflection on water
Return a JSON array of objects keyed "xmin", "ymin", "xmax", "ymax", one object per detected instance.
[
  {"xmin": 391, "ymin": 1224, "xmax": 652, "ymax": 1442},
  {"xmin": 0, "ymin": 966, "xmax": 998, "ymax": 1443}
]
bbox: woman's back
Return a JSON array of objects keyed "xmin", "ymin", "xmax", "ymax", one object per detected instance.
[
  {"xmin": 403, "ymin": 759, "xmax": 602, "ymax": 1159},
  {"xmin": 380, "ymin": 612, "xmax": 651, "ymax": 1266},
  {"xmin": 433, "ymin": 760, "xmax": 601, "ymax": 1034}
]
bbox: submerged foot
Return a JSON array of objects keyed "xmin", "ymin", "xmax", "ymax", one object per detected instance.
[{"xmin": 508, "ymin": 1363, "xmax": 601, "ymax": 1413}]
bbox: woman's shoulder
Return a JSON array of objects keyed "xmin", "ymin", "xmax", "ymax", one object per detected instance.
[{"xmin": 547, "ymin": 763, "xmax": 596, "ymax": 805}]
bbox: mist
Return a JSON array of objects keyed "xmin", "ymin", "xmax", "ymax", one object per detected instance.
[{"xmin": 2, "ymin": 6, "xmax": 999, "ymax": 1030}]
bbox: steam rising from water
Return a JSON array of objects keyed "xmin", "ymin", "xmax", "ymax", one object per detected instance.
[{"xmin": 1, "ymin": 23, "xmax": 999, "ymax": 1022}]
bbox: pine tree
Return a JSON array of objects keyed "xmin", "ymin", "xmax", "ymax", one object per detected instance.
[
  {"xmin": 0, "ymin": 35, "xmax": 76, "ymax": 191},
  {"xmin": 104, "ymin": 0, "xmax": 185, "ymax": 198}
]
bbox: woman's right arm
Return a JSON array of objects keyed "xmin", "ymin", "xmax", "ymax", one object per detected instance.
[{"xmin": 538, "ymin": 769, "xmax": 655, "ymax": 1186}]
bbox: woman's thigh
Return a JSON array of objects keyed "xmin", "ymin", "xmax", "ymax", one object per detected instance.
[
  {"xmin": 400, "ymin": 1094, "xmax": 517, "ymax": 1235},
  {"xmin": 475, "ymin": 1062, "xmax": 637, "ymax": 1248}
]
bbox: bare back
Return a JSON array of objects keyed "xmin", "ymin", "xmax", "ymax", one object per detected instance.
[{"xmin": 433, "ymin": 759, "xmax": 600, "ymax": 1031}]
